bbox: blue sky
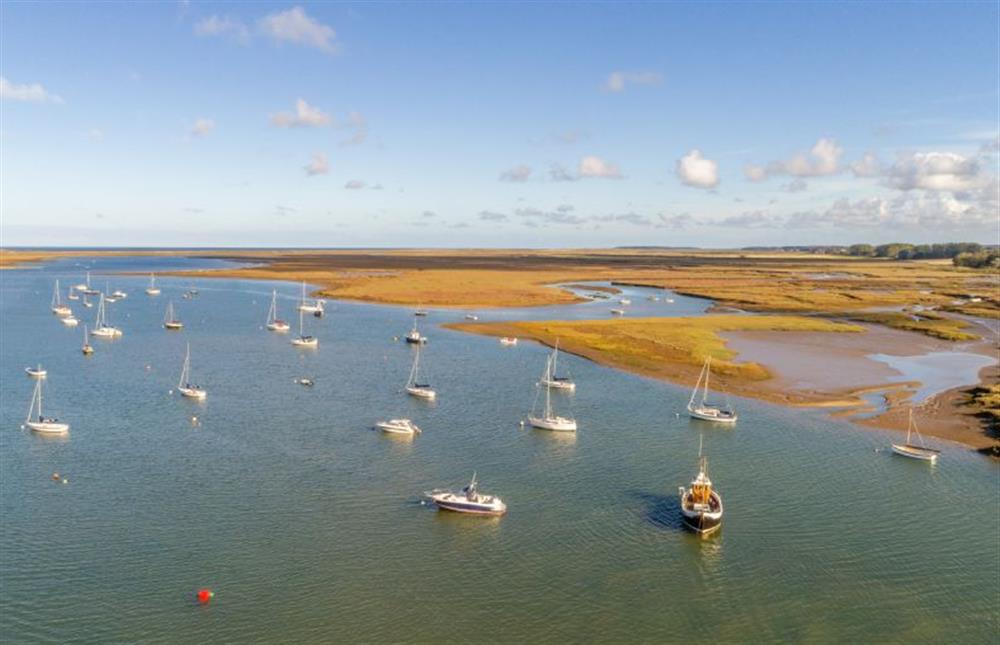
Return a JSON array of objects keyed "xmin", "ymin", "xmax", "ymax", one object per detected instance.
[{"xmin": 2, "ymin": 1, "xmax": 997, "ymax": 247}]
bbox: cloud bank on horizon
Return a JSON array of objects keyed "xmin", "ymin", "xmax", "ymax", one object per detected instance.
[{"xmin": 1, "ymin": 2, "xmax": 997, "ymax": 247}]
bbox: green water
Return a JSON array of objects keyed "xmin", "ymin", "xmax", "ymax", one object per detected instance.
[{"xmin": 1, "ymin": 258, "xmax": 997, "ymax": 643}]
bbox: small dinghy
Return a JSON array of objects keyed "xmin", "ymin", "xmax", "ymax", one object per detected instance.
[
  {"xmin": 891, "ymin": 410, "xmax": 941, "ymax": 462},
  {"xmin": 405, "ymin": 344, "xmax": 436, "ymax": 400},
  {"xmin": 499, "ymin": 337, "xmax": 518, "ymax": 346},
  {"xmin": 427, "ymin": 473, "xmax": 506, "ymax": 516},
  {"xmin": 295, "ymin": 377, "xmax": 315, "ymax": 387},
  {"xmin": 465, "ymin": 314, "xmax": 479, "ymax": 321},
  {"xmin": 687, "ymin": 357, "xmax": 737, "ymax": 424},
  {"xmin": 25, "ymin": 365, "xmax": 47, "ymax": 378},
  {"xmin": 24, "ymin": 376, "xmax": 69, "ymax": 434},
  {"xmin": 375, "ymin": 418, "xmax": 421, "ymax": 435},
  {"xmin": 679, "ymin": 437, "xmax": 723, "ymax": 536},
  {"xmin": 111, "ymin": 289, "xmax": 127, "ymax": 299}
]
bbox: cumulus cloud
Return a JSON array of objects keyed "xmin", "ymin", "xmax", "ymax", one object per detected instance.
[
  {"xmin": 270, "ymin": 99, "xmax": 331, "ymax": 128},
  {"xmin": 744, "ymin": 164, "xmax": 768, "ymax": 182},
  {"xmin": 676, "ymin": 149, "xmax": 719, "ymax": 188},
  {"xmin": 499, "ymin": 164, "xmax": 532, "ymax": 182},
  {"xmin": 579, "ymin": 155, "xmax": 623, "ymax": 179},
  {"xmin": 883, "ymin": 151, "xmax": 987, "ymax": 192},
  {"xmin": 303, "ymin": 152, "xmax": 329, "ymax": 176},
  {"xmin": 344, "ymin": 179, "xmax": 366, "ymax": 189},
  {"xmin": 341, "ymin": 111, "xmax": 368, "ymax": 145},
  {"xmin": 188, "ymin": 117, "xmax": 215, "ymax": 138},
  {"xmin": 1, "ymin": 77, "xmax": 63, "ymax": 103},
  {"xmin": 850, "ymin": 151, "xmax": 882, "ymax": 177},
  {"xmin": 745, "ymin": 137, "xmax": 843, "ymax": 181},
  {"xmin": 194, "ymin": 15, "xmax": 250, "ymax": 42},
  {"xmin": 258, "ymin": 6, "xmax": 337, "ymax": 52},
  {"xmin": 478, "ymin": 210, "xmax": 508, "ymax": 222},
  {"xmin": 603, "ymin": 71, "xmax": 663, "ymax": 93}
]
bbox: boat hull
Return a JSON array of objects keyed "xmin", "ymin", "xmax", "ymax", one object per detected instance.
[
  {"xmin": 429, "ymin": 494, "xmax": 506, "ymax": 516},
  {"xmin": 26, "ymin": 421, "xmax": 69, "ymax": 434},
  {"xmin": 267, "ymin": 322, "xmax": 290, "ymax": 332},
  {"xmin": 60, "ymin": 317, "xmax": 79, "ymax": 326},
  {"xmin": 91, "ymin": 327, "xmax": 123, "ymax": 338},
  {"xmin": 541, "ymin": 378, "xmax": 576, "ymax": 392},
  {"xmin": 688, "ymin": 406, "xmax": 737, "ymax": 424},
  {"xmin": 52, "ymin": 306, "xmax": 72, "ymax": 317},
  {"xmin": 164, "ymin": 322, "xmax": 183, "ymax": 330},
  {"xmin": 145, "ymin": 288, "xmax": 161, "ymax": 296},
  {"xmin": 406, "ymin": 387, "xmax": 436, "ymax": 400},
  {"xmin": 375, "ymin": 421, "xmax": 419, "ymax": 435},
  {"xmin": 291, "ymin": 337, "xmax": 318, "ymax": 347},
  {"xmin": 680, "ymin": 491, "xmax": 723, "ymax": 535},
  {"xmin": 891, "ymin": 444, "xmax": 939, "ymax": 461},
  {"xmin": 527, "ymin": 416, "xmax": 577, "ymax": 432},
  {"xmin": 178, "ymin": 387, "xmax": 207, "ymax": 400}
]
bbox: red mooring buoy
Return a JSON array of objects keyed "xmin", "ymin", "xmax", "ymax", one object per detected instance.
[{"xmin": 197, "ymin": 589, "xmax": 214, "ymax": 605}]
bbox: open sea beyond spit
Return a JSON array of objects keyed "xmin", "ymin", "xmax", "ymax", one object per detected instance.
[{"xmin": 1, "ymin": 256, "xmax": 996, "ymax": 643}]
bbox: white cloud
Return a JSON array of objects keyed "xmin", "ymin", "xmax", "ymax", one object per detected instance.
[
  {"xmin": 270, "ymin": 99, "xmax": 331, "ymax": 128},
  {"xmin": 189, "ymin": 117, "xmax": 215, "ymax": 138},
  {"xmin": 743, "ymin": 164, "xmax": 768, "ymax": 182},
  {"xmin": 303, "ymin": 152, "xmax": 329, "ymax": 176},
  {"xmin": 782, "ymin": 178, "xmax": 808, "ymax": 193},
  {"xmin": 745, "ymin": 137, "xmax": 843, "ymax": 181},
  {"xmin": 579, "ymin": 155, "xmax": 622, "ymax": 179},
  {"xmin": 340, "ymin": 111, "xmax": 368, "ymax": 145},
  {"xmin": 603, "ymin": 71, "xmax": 663, "ymax": 93},
  {"xmin": 720, "ymin": 210, "xmax": 782, "ymax": 228},
  {"xmin": 258, "ymin": 6, "xmax": 337, "ymax": 53},
  {"xmin": 884, "ymin": 151, "xmax": 987, "ymax": 192},
  {"xmin": 0, "ymin": 77, "xmax": 63, "ymax": 103},
  {"xmin": 676, "ymin": 149, "xmax": 719, "ymax": 189},
  {"xmin": 479, "ymin": 210, "xmax": 508, "ymax": 222},
  {"xmin": 344, "ymin": 179, "xmax": 366, "ymax": 189},
  {"xmin": 850, "ymin": 151, "xmax": 882, "ymax": 177},
  {"xmin": 499, "ymin": 164, "xmax": 532, "ymax": 182},
  {"xmin": 194, "ymin": 15, "xmax": 250, "ymax": 42}
]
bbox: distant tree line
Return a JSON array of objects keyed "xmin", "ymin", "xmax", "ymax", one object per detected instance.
[{"xmin": 844, "ymin": 242, "xmax": 998, "ymax": 267}]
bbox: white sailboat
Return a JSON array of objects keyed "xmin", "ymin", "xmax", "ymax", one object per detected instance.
[
  {"xmin": 67, "ymin": 285, "xmax": 79, "ymax": 301},
  {"xmin": 60, "ymin": 314, "xmax": 79, "ymax": 327},
  {"xmin": 103, "ymin": 282, "xmax": 119, "ymax": 302},
  {"xmin": 297, "ymin": 282, "xmax": 324, "ymax": 315},
  {"xmin": 539, "ymin": 340, "xmax": 576, "ymax": 391},
  {"xmin": 687, "ymin": 357, "xmax": 737, "ymax": 423},
  {"xmin": 145, "ymin": 273, "xmax": 161, "ymax": 296},
  {"xmin": 81, "ymin": 271, "xmax": 100, "ymax": 295},
  {"xmin": 111, "ymin": 287, "xmax": 127, "ymax": 299},
  {"xmin": 891, "ymin": 410, "xmax": 941, "ymax": 462},
  {"xmin": 528, "ymin": 354, "xmax": 577, "ymax": 431},
  {"xmin": 291, "ymin": 308, "xmax": 318, "ymax": 347},
  {"xmin": 405, "ymin": 344, "xmax": 436, "ymax": 399},
  {"xmin": 51, "ymin": 280, "xmax": 72, "ymax": 316},
  {"xmin": 24, "ymin": 376, "xmax": 69, "ymax": 434},
  {"xmin": 266, "ymin": 289, "xmax": 290, "ymax": 332},
  {"xmin": 499, "ymin": 337, "xmax": 518, "ymax": 346},
  {"xmin": 82, "ymin": 293, "xmax": 93, "ymax": 308},
  {"xmin": 90, "ymin": 294, "xmax": 123, "ymax": 338},
  {"xmin": 163, "ymin": 301, "xmax": 183, "ymax": 330},
  {"xmin": 82, "ymin": 325, "xmax": 94, "ymax": 355},
  {"xmin": 176, "ymin": 343, "xmax": 207, "ymax": 399}
]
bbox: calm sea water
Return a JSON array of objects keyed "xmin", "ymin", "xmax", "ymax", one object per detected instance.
[{"xmin": 1, "ymin": 257, "xmax": 997, "ymax": 643}]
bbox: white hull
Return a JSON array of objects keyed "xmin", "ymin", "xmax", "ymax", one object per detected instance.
[
  {"xmin": 891, "ymin": 444, "xmax": 939, "ymax": 462},
  {"xmin": 298, "ymin": 304, "xmax": 323, "ymax": 313},
  {"xmin": 527, "ymin": 415, "xmax": 577, "ymax": 432},
  {"xmin": 499, "ymin": 337, "xmax": 518, "ymax": 346},
  {"xmin": 52, "ymin": 306, "xmax": 73, "ymax": 317},
  {"xmin": 145, "ymin": 288, "xmax": 161, "ymax": 296},
  {"xmin": 687, "ymin": 405, "xmax": 737, "ymax": 423},
  {"xmin": 406, "ymin": 386, "xmax": 436, "ymax": 400},
  {"xmin": 178, "ymin": 387, "xmax": 207, "ymax": 399},
  {"xmin": 60, "ymin": 316, "xmax": 80, "ymax": 327},
  {"xmin": 540, "ymin": 378, "xmax": 576, "ymax": 392},
  {"xmin": 292, "ymin": 336, "xmax": 318, "ymax": 347},
  {"xmin": 91, "ymin": 327, "xmax": 123, "ymax": 338},
  {"xmin": 26, "ymin": 420, "xmax": 69, "ymax": 434},
  {"xmin": 375, "ymin": 419, "xmax": 421, "ymax": 435},
  {"xmin": 267, "ymin": 321, "xmax": 290, "ymax": 332},
  {"xmin": 111, "ymin": 291, "xmax": 127, "ymax": 299},
  {"xmin": 25, "ymin": 368, "xmax": 47, "ymax": 378},
  {"xmin": 610, "ymin": 309, "xmax": 625, "ymax": 315}
]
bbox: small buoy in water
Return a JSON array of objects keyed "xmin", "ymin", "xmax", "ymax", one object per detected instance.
[
  {"xmin": 62, "ymin": 478, "xmax": 68, "ymax": 484},
  {"xmin": 145, "ymin": 364, "xmax": 151, "ymax": 370},
  {"xmin": 519, "ymin": 420, "xmax": 525, "ymax": 427},
  {"xmin": 191, "ymin": 416, "xmax": 199, "ymax": 425},
  {"xmin": 52, "ymin": 472, "xmax": 61, "ymax": 481},
  {"xmin": 169, "ymin": 389, "xmax": 174, "ymax": 395},
  {"xmin": 197, "ymin": 588, "xmax": 214, "ymax": 604}
]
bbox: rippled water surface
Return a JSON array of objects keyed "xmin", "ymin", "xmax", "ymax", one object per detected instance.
[{"xmin": 2, "ymin": 257, "xmax": 997, "ymax": 643}]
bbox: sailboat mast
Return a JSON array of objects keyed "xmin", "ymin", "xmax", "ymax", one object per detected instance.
[
  {"xmin": 552, "ymin": 340, "xmax": 559, "ymax": 376},
  {"xmin": 704, "ymin": 356, "xmax": 711, "ymax": 403},
  {"xmin": 26, "ymin": 379, "xmax": 40, "ymax": 422},
  {"xmin": 53, "ymin": 280, "xmax": 61, "ymax": 307},
  {"xmin": 544, "ymin": 356, "xmax": 553, "ymax": 418},
  {"xmin": 689, "ymin": 360, "xmax": 706, "ymax": 407}
]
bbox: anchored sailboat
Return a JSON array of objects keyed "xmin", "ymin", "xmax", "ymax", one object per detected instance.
[
  {"xmin": 405, "ymin": 343, "xmax": 436, "ymax": 399},
  {"xmin": 539, "ymin": 340, "xmax": 575, "ymax": 391},
  {"xmin": 176, "ymin": 343, "xmax": 207, "ymax": 399},
  {"xmin": 67, "ymin": 285, "xmax": 79, "ymax": 301},
  {"xmin": 90, "ymin": 294, "xmax": 123, "ymax": 338},
  {"xmin": 82, "ymin": 325, "xmax": 94, "ymax": 355},
  {"xmin": 891, "ymin": 410, "xmax": 941, "ymax": 462},
  {"xmin": 81, "ymin": 272, "xmax": 100, "ymax": 296},
  {"xmin": 679, "ymin": 436, "xmax": 723, "ymax": 535},
  {"xmin": 24, "ymin": 375, "xmax": 69, "ymax": 434},
  {"xmin": 687, "ymin": 357, "xmax": 737, "ymax": 423},
  {"xmin": 528, "ymin": 353, "xmax": 577, "ymax": 431},
  {"xmin": 163, "ymin": 301, "xmax": 183, "ymax": 330},
  {"xmin": 266, "ymin": 289, "xmax": 290, "ymax": 332},
  {"xmin": 291, "ymin": 308, "xmax": 318, "ymax": 347},
  {"xmin": 297, "ymin": 282, "xmax": 324, "ymax": 315},
  {"xmin": 145, "ymin": 273, "xmax": 161, "ymax": 296},
  {"xmin": 51, "ymin": 280, "xmax": 72, "ymax": 316}
]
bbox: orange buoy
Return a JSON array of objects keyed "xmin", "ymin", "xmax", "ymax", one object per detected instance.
[{"xmin": 197, "ymin": 589, "xmax": 214, "ymax": 604}]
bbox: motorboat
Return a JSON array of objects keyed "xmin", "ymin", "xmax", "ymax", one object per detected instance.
[
  {"xmin": 427, "ymin": 473, "xmax": 506, "ymax": 516},
  {"xmin": 687, "ymin": 357, "xmax": 737, "ymax": 424},
  {"xmin": 679, "ymin": 438, "xmax": 723, "ymax": 535},
  {"xmin": 24, "ymin": 376, "xmax": 69, "ymax": 434},
  {"xmin": 465, "ymin": 314, "xmax": 479, "ymax": 321},
  {"xmin": 405, "ymin": 319, "xmax": 428, "ymax": 345},
  {"xmin": 375, "ymin": 418, "xmax": 421, "ymax": 435},
  {"xmin": 891, "ymin": 410, "xmax": 941, "ymax": 462}
]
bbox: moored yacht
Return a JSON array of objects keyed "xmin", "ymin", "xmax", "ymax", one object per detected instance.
[
  {"xmin": 687, "ymin": 357, "xmax": 737, "ymax": 424},
  {"xmin": 405, "ymin": 318, "xmax": 428, "ymax": 344},
  {"xmin": 81, "ymin": 325, "xmax": 94, "ymax": 355},
  {"xmin": 266, "ymin": 289, "xmax": 291, "ymax": 332},
  {"xmin": 25, "ymin": 365, "xmax": 47, "ymax": 378},
  {"xmin": 405, "ymin": 344, "xmax": 436, "ymax": 399},
  {"xmin": 297, "ymin": 282, "xmax": 325, "ymax": 315},
  {"xmin": 145, "ymin": 273, "xmax": 161, "ymax": 296},
  {"xmin": 375, "ymin": 418, "xmax": 421, "ymax": 435},
  {"xmin": 90, "ymin": 294, "xmax": 123, "ymax": 338},
  {"xmin": 539, "ymin": 339, "xmax": 575, "ymax": 392},
  {"xmin": 176, "ymin": 343, "xmax": 207, "ymax": 399},
  {"xmin": 499, "ymin": 337, "xmax": 518, "ymax": 346},
  {"xmin": 610, "ymin": 308, "xmax": 625, "ymax": 316},
  {"xmin": 528, "ymin": 353, "xmax": 577, "ymax": 431},
  {"xmin": 678, "ymin": 438, "xmax": 723, "ymax": 535},
  {"xmin": 891, "ymin": 410, "xmax": 941, "ymax": 462},
  {"xmin": 163, "ymin": 301, "xmax": 183, "ymax": 330},
  {"xmin": 291, "ymin": 309, "xmax": 318, "ymax": 347},
  {"xmin": 427, "ymin": 473, "xmax": 506, "ymax": 516},
  {"xmin": 51, "ymin": 280, "xmax": 72, "ymax": 316},
  {"xmin": 60, "ymin": 314, "xmax": 79, "ymax": 327},
  {"xmin": 24, "ymin": 376, "xmax": 69, "ymax": 434}
]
